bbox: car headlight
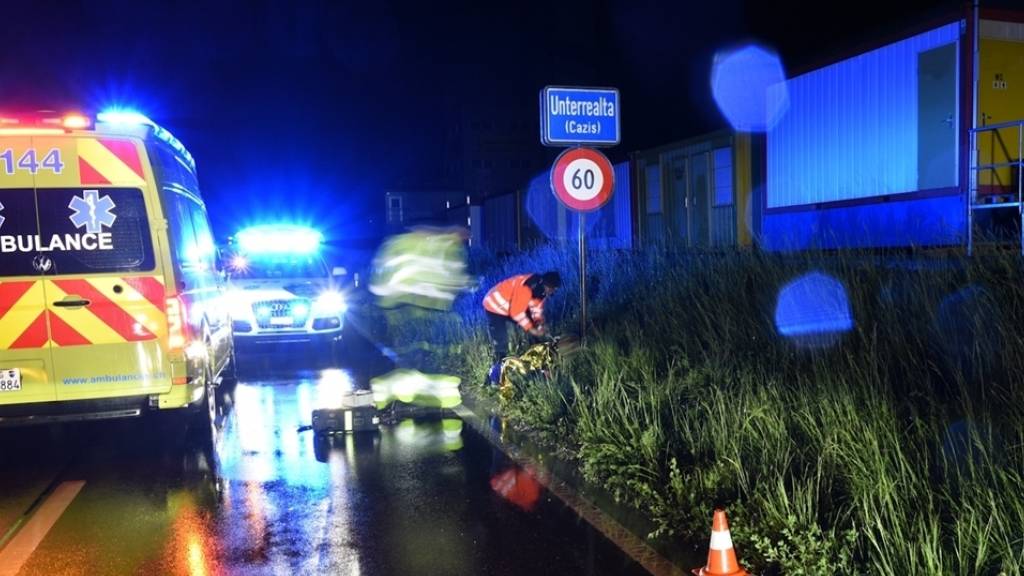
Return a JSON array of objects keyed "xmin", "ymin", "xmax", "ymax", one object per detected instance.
[{"xmin": 314, "ymin": 291, "xmax": 347, "ymax": 315}]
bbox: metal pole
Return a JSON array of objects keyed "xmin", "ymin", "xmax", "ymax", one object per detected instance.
[
  {"xmin": 969, "ymin": 128, "xmax": 975, "ymax": 256},
  {"xmin": 579, "ymin": 211, "xmax": 586, "ymax": 346},
  {"xmin": 972, "ymin": 0, "xmax": 980, "ymax": 131},
  {"xmin": 969, "ymin": 0, "xmax": 980, "ymax": 256}
]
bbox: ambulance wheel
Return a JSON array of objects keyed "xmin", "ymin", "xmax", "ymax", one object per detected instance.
[
  {"xmin": 220, "ymin": 347, "xmax": 238, "ymax": 388},
  {"xmin": 190, "ymin": 372, "xmax": 218, "ymax": 445}
]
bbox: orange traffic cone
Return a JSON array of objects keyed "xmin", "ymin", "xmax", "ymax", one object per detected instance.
[{"xmin": 692, "ymin": 509, "xmax": 751, "ymax": 576}]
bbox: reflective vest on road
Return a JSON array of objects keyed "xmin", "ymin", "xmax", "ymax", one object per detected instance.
[{"xmin": 482, "ymin": 274, "xmax": 545, "ymax": 332}]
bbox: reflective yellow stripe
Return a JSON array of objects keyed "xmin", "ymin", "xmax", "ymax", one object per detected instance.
[
  {"xmin": 88, "ymin": 277, "xmax": 167, "ymax": 339},
  {"xmin": 45, "ymin": 281, "xmax": 124, "ymax": 345},
  {"xmin": 77, "ymin": 139, "xmax": 146, "ymax": 186},
  {"xmin": 0, "ymin": 282, "xmax": 45, "ymax": 349}
]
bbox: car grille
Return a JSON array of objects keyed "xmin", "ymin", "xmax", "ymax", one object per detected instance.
[{"xmin": 253, "ymin": 299, "xmax": 310, "ymax": 330}]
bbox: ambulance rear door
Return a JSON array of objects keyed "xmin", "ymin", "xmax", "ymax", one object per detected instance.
[
  {"xmin": 31, "ymin": 134, "xmax": 172, "ymax": 402},
  {"xmin": 0, "ymin": 136, "xmax": 56, "ymax": 405}
]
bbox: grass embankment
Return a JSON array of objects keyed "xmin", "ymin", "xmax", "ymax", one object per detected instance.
[{"xmin": 389, "ymin": 245, "xmax": 1024, "ymax": 575}]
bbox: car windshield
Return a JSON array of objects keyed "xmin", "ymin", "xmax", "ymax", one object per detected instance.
[{"xmin": 230, "ymin": 255, "xmax": 327, "ymax": 279}]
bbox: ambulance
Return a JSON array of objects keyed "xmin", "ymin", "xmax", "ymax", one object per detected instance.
[{"xmin": 0, "ymin": 110, "xmax": 234, "ymax": 431}]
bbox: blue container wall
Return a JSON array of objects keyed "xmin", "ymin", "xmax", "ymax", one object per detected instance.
[
  {"xmin": 764, "ymin": 22, "xmax": 963, "ymax": 249},
  {"xmin": 761, "ymin": 194, "xmax": 965, "ymax": 250}
]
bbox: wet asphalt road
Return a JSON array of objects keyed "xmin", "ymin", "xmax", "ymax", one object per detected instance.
[{"xmin": 0, "ymin": 336, "xmax": 649, "ymax": 575}]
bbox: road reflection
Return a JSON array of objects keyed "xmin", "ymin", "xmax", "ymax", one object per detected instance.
[
  {"xmin": 212, "ymin": 366, "xmax": 481, "ymax": 574},
  {"xmin": 490, "ymin": 466, "xmax": 542, "ymax": 512},
  {"xmin": 2, "ymin": 358, "xmax": 648, "ymax": 575}
]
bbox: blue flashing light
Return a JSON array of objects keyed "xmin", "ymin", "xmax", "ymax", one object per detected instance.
[
  {"xmin": 236, "ymin": 225, "xmax": 323, "ymax": 255},
  {"xmin": 711, "ymin": 44, "xmax": 789, "ymax": 133},
  {"xmin": 774, "ymin": 272, "xmax": 853, "ymax": 346},
  {"xmin": 96, "ymin": 107, "xmax": 195, "ymax": 171},
  {"xmin": 230, "ymin": 255, "xmax": 250, "ymax": 272},
  {"xmin": 96, "ymin": 109, "xmax": 155, "ymax": 126}
]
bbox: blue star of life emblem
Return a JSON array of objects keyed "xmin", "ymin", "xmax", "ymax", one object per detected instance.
[
  {"xmin": 0, "ymin": 201, "xmax": 5, "ymax": 230},
  {"xmin": 69, "ymin": 190, "xmax": 117, "ymax": 233}
]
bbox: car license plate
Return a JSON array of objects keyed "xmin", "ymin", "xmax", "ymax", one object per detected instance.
[
  {"xmin": 0, "ymin": 369, "xmax": 21, "ymax": 392},
  {"xmin": 270, "ymin": 317, "xmax": 294, "ymax": 326}
]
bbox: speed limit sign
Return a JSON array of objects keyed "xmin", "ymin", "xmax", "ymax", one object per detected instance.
[{"xmin": 550, "ymin": 147, "xmax": 614, "ymax": 212}]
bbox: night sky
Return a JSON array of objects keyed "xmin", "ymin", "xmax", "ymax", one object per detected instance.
[{"xmin": 2, "ymin": 0, "xmax": 974, "ymax": 250}]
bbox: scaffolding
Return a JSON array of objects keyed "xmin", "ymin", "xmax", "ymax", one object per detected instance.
[{"xmin": 967, "ymin": 119, "xmax": 1024, "ymax": 256}]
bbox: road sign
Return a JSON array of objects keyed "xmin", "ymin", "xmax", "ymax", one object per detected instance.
[
  {"xmin": 550, "ymin": 147, "xmax": 614, "ymax": 212},
  {"xmin": 540, "ymin": 86, "xmax": 620, "ymax": 147}
]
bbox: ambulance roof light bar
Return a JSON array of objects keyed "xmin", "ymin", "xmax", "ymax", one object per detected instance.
[
  {"xmin": 0, "ymin": 112, "xmax": 92, "ymax": 134},
  {"xmin": 96, "ymin": 108, "xmax": 196, "ymax": 172},
  {"xmin": 96, "ymin": 109, "xmax": 156, "ymax": 126},
  {"xmin": 62, "ymin": 114, "xmax": 91, "ymax": 129}
]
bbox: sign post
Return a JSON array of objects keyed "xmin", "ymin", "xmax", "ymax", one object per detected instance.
[
  {"xmin": 549, "ymin": 146, "xmax": 615, "ymax": 345},
  {"xmin": 579, "ymin": 213, "xmax": 587, "ymax": 346},
  {"xmin": 541, "ymin": 85, "xmax": 620, "ymax": 345}
]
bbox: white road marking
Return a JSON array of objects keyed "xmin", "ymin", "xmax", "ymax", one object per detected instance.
[{"xmin": 0, "ymin": 481, "xmax": 85, "ymax": 576}]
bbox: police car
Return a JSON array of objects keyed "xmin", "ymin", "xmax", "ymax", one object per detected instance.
[{"xmin": 225, "ymin": 225, "xmax": 347, "ymax": 359}]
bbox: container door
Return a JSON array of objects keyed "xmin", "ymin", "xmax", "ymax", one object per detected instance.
[
  {"xmin": 917, "ymin": 42, "xmax": 958, "ymax": 190},
  {"xmin": 688, "ymin": 152, "xmax": 710, "ymax": 246},
  {"xmin": 978, "ymin": 31, "xmax": 1024, "ymax": 193},
  {"xmin": 669, "ymin": 156, "xmax": 688, "ymax": 242},
  {"xmin": 643, "ymin": 162, "xmax": 664, "ymax": 243}
]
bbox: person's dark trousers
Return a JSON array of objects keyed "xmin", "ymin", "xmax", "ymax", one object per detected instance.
[{"xmin": 487, "ymin": 312, "xmax": 511, "ymax": 364}]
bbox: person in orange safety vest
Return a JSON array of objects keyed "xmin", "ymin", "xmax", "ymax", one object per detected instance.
[{"xmin": 482, "ymin": 271, "xmax": 561, "ymax": 364}]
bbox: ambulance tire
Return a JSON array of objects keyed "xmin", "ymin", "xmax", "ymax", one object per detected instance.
[
  {"xmin": 189, "ymin": 371, "xmax": 218, "ymax": 446},
  {"xmin": 220, "ymin": 347, "xmax": 238, "ymax": 388}
]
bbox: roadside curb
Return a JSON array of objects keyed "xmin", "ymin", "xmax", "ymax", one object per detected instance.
[{"xmin": 452, "ymin": 400, "xmax": 689, "ymax": 576}]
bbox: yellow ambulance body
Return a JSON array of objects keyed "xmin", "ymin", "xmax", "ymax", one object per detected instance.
[{"xmin": 0, "ymin": 111, "xmax": 233, "ymax": 428}]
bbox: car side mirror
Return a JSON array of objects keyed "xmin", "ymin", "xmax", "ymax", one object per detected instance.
[{"xmin": 332, "ymin": 267, "xmax": 347, "ymax": 277}]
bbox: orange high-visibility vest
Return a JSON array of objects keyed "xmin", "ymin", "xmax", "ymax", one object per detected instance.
[{"xmin": 482, "ymin": 274, "xmax": 545, "ymax": 332}]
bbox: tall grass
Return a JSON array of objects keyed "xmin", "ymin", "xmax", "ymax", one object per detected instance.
[{"xmin": 390, "ymin": 243, "xmax": 1024, "ymax": 575}]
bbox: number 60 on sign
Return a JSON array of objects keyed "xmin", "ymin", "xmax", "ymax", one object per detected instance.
[{"xmin": 549, "ymin": 147, "xmax": 614, "ymax": 213}]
